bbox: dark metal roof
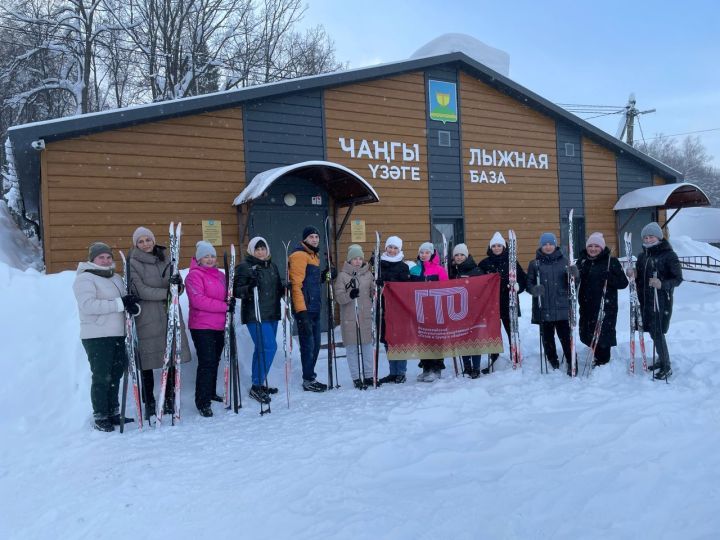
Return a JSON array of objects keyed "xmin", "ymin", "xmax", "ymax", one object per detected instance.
[
  {"xmin": 614, "ymin": 182, "xmax": 710, "ymax": 211},
  {"xmin": 8, "ymin": 51, "xmax": 682, "ymax": 216}
]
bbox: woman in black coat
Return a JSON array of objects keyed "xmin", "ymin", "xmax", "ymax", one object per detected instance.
[
  {"xmin": 632, "ymin": 222, "xmax": 682, "ymax": 380},
  {"xmin": 477, "ymin": 232, "xmax": 527, "ymax": 374},
  {"xmin": 233, "ymin": 236, "xmax": 284, "ymax": 404},
  {"xmin": 449, "ymin": 243, "xmax": 483, "ymax": 378},
  {"xmin": 576, "ymin": 232, "xmax": 628, "ymax": 367},
  {"xmin": 377, "ymin": 235, "xmax": 412, "ymax": 384}
]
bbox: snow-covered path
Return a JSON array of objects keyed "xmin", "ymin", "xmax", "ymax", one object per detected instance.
[{"xmin": 2, "ymin": 259, "xmax": 719, "ymax": 539}]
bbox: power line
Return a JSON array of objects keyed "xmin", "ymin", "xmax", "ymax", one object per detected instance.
[{"xmin": 638, "ymin": 128, "xmax": 720, "ymax": 142}]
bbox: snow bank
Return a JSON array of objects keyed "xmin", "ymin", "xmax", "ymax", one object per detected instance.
[
  {"xmin": 668, "ymin": 206, "xmax": 720, "ymax": 242},
  {"xmin": 0, "ymin": 202, "xmax": 43, "ymax": 271}
]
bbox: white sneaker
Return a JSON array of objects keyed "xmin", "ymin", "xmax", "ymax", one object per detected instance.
[{"xmin": 416, "ymin": 370, "xmax": 430, "ymax": 382}]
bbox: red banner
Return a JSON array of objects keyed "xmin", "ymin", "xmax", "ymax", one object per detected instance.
[{"xmin": 384, "ymin": 274, "xmax": 503, "ymax": 360}]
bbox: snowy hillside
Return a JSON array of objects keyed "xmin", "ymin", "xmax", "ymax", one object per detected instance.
[{"xmin": 2, "ymin": 221, "xmax": 720, "ymax": 538}]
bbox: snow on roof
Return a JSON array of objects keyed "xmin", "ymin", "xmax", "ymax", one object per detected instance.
[
  {"xmin": 233, "ymin": 161, "xmax": 379, "ymax": 206},
  {"xmin": 410, "ymin": 33, "xmax": 510, "ymax": 77},
  {"xmin": 668, "ymin": 207, "xmax": 720, "ymax": 243},
  {"xmin": 613, "ymin": 182, "xmax": 710, "ymax": 211}
]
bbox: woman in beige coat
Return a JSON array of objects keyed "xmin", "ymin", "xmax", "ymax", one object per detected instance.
[
  {"xmin": 128, "ymin": 227, "xmax": 192, "ymax": 419},
  {"xmin": 334, "ymin": 244, "xmax": 375, "ymax": 389},
  {"xmin": 73, "ymin": 242, "xmax": 140, "ymax": 432}
]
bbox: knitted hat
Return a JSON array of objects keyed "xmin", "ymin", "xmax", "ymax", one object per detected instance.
[
  {"xmin": 347, "ymin": 244, "xmax": 364, "ymax": 261},
  {"xmin": 88, "ymin": 242, "xmax": 112, "ymax": 262},
  {"xmin": 586, "ymin": 232, "xmax": 606, "ymax": 249},
  {"xmin": 132, "ymin": 226, "xmax": 155, "ymax": 247},
  {"xmin": 539, "ymin": 232, "xmax": 557, "ymax": 247},
  {"xmin": 418, "ymin": 242, "xmax": 434, "ymax": 254},
  {"xmin": 641, "ymin": 222, "xmax": 664, "ymax": 240},
  {"xmin": 453, "ymin": 243, "xmax": 469, "ymax": 257},
  {"xmin": 302, "ymin": 226, "xmax": 320, "ymax": 241},
  {"xmin": 195, "ymin": 240, "xmax": 216, "ymax": 260},
  {"xmin": 248, "ymin": 236, "xmax": 270, "ymax": 257},
  {"xmin": 385, "ymin": 235, "xmax": 403, "ymax": 250},
  {"xmin": 489, "ymin": 231, "xmax": 506, "ymax": 248}
]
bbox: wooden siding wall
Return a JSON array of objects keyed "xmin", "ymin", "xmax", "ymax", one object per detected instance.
[
  {"xmin": 582, "ymin": 137, "xmax": 618, "ymax": 252},
  {"xmin": 459, "ymin": 71, "xmax": 560, "ymax": 267},
  {"xmin": 42, "ymin": 109, "xmax": 244, "ymax": 272},
  {"xmin": 324, "ymin": 73, "xmax": 430, "ymax": 260}
]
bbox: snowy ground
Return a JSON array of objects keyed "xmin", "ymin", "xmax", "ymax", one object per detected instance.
[{"xmin": 2, "ymin": 233, "xmax": 720, "ymax": 539}]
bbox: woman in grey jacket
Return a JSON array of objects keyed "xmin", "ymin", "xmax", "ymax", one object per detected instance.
[
  {"xmin": 73, "ymin": 242, "xmax": 140, "ymax": 432},
  {"xmin": 128, "ymin": 227, "xmax": 192, "ymax": 419}
]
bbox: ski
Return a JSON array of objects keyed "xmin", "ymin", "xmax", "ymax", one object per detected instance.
[
  {"xmin": 119, "ymin": 251, "xmax": 143, "ymax": 431},
  {"xmin": 223, "ymin": 245, "xmax": 241, "ymax": 412},
  {"xmin": 324, "ymin": 216, "xmax": 339, "ymax": 389},
  {"xmin": 568, "ymin": 210, "xmax": 578, "ymax": 377},
  {"xmin": 371, "ymin": 231, "xmax": 381, "ymax": 387},
  {"xmin": 282, "ymin": 240, "xmax": 294, "ymax": 408},
  {"xmin": 507, "ymin": 230, "xmax": 522, "ymax": 370},
  {"xmin": 157, "ymin": 221, "xmax": 182, "ymax": 425},
  {"xmin": 624, "ymin": 232, "xmax": 648, "ymax": 374},
  {"xmin": 441, "ymin": 233, "xmax": 459, "ymax": 377},
  {"xmin": 582, "ymin": 253, "xmax": 612, "ymax": 376}
]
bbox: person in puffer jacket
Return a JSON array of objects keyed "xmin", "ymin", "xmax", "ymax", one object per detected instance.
[
  {"xmin": 410, "ymin": 241, "xmax": 449, "ymax": 382},
  {"xmin": 526, "ymin": 232, "xmax": 578, "ymax": 373},
  {"xmin": 234, "ymin": 236, "xmax": 284, "ymax": 405},
  {"xmin": 449, "ymin": 243, "xmax": 483, "ymax": 378},
  {"xmin": 477, "ymin": 231, "xmax": 528, "ymax": 374},
  {"xmin": 186, "ymin": 241, "xmax": 232, "ymax": 417},
  {"xmin": 73, "ymin": 242, "xmax": 140, "ymax": 432}
]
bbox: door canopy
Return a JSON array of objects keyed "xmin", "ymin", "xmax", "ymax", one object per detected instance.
[
  {"xmin": 233, "ymin": 160, "xmax": 379, "ymax": 208},
  {"xmin": 614, "ymin": 182, "xmax": 710, "ymax": 211}
]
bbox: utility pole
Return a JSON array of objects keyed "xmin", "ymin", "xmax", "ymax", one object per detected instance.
[{"xmin": 617, "ymin": 93, "xmax": 656, "ymax": 146}]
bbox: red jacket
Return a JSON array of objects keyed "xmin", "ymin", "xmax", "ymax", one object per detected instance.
[{"xmin": 186, "ymin": 258, "xmax": 227, "ymax": 330}]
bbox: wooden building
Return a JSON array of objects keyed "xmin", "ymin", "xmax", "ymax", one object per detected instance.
[{"xmin": 8, "ymin": 52, "xmax": 683, "ymax": 274}]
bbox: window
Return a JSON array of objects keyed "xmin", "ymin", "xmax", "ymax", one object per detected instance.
[{"xmin": 438, "ymin": 131, "xmax": 451, "ymax": 147}]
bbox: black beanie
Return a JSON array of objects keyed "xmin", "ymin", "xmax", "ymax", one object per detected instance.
[
  {"xmin": 302, "ymin": 226, "xmax": 320, "ymax": 240},
  {"xmin": 88, "ymin": 242, "xmax": 112, "ymax": 262}
]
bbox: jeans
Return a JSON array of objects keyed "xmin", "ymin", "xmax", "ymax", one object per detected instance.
[
  {"xmin": 247, "ymin": 321, "xmax": 279, "ymax": 386},
  {"xmin": 462, "ymin": 355, "xmax": 482, "ymax": 371},
  {"xmin": 296, "ymin": 311, "xmax": 322, "ymax": 382},
  {"xmin": 82, "ymin": 336, "xmax": 126, "ymax": 420},
  {"xmin": 190, "ymin": 329, "xmax": 224, "ymax": 409}
]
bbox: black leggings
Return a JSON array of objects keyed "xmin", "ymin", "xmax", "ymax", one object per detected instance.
[{"xmin": 540, "ymin": 320, "xmax": 572, "ymax": 364}]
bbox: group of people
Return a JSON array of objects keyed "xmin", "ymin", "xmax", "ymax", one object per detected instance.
[{"xmin": 73, "ymin": 220, "xmax": 682, "ymax": 432}]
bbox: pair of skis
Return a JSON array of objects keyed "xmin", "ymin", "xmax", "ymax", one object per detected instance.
[
  {"xmin": 323, "ymin": 217, "xmax": 340, "ymax": 389},
  {"xmin": 507, "ymin": 230, "xmax": 522, "ymax": 370},
  {"xmin": 157, "ymin": 222, "xmax": 183, "ymax": 425},
  {"xmin": 623, "ymin": 232, "xmax": 648, "ymax": 374},
  {"xmin": 441, "ymin": 233, "xmax": 460, "ymax": 377},
  {"xmin": 371, "ymin": 231, "xmax": 381, "ymax": 388},
  {"xmin": 118, "ymin": 251, "xmax": 143, "ymax": 432},
  {"xmin": 223, "ymin": 246, "xmax": 242, "ymax": 413},
  {"xmin": 567, "ymin": 210, "xmax": 579, "ymax": 377},
  {"xmin": 282, "ymin": 241, "xmax": 294, "ymax": 408}
]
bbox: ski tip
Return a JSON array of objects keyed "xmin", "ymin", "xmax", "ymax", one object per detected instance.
[
  {"xmin": 176, "ymin": 222, "xmax": 182, "ymax": 235},
  {"xmin": 169, "ymin": 221, "xmax": 174, "ymax": 233},
  {"xmin": 230, "ymin": 244, "xmax": 235, "ymax": 255},
  {"xmin": 119, "ymin": 250, "xmax": 126, "ymax": 262}
]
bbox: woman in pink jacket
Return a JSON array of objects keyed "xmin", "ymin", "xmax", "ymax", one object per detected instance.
[
  {"xmin": 185, "ymin": 241, "xmax": 233, "ymax": 417},
  {"xmin": 409, "ymin": 242, "xmax": 449, "ymax": 382}
]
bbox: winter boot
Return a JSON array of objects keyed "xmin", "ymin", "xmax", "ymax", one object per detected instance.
[
  {"xmin": 470, "ymin": 369, "xmax": 481, "ymax": 379},
  {"xmin": 548, "ymin": 357, "xmax": 560, "ymax": 370},
  {"xmin": 94, "ymin": 418, "xmax": 114, "ymax": 432},
  {"xmin": 462, "ymin": 359, "xmax": 472, "ymax": 376},
  {"xmin": 654, "ymin": 367, "xmax": 672, "ymax": 380},
  {"xmin": 211, "ymin": 394, "xmax": 224, "ymax": 402},
  {"xmin": 261, "ymin": 385, "xmax": 279, "ymax": 394},
  {"xmin": 378, "ymin": 374, "xmax": 396, "ymax": 384},
  {"xmin": 394, "ymin": 374, "xmax": 406, "ymax": 384},
  {"xmin": 364, "ymin": 377, "xmax": 380, "ymax": 387},
  {"xmin": 481, "ymin": 354, "xmax": 499, "ymax": 375},
  {"xmin": 250, "ymin": 385, "xmax": 272, "ymax": 404},
  {"xmin": 353, "ymin": 379, "xmax": 367, "ymax": 390},
  {"xmin": 302, "ymin": 379, "xmax": 327, "ymax": 392},
  {"xmin": 647, "ymin": 363, "xmax": 662, "ymax": 371},
  {"xmin": 198, "ymin": 406, "xmax": 213, "ymax": 417},
  {"xmin": 422, "ymin": 370, "xmax": 439, "ymax": 383},
  {"xmin": 416, "ymin": 369, "xmax": 431, "ymax": 382}
]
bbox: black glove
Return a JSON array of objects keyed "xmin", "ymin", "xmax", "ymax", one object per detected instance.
[
  {"xmin": 121, "ymin": 294, "xmax": 140, "ymax": 315},
  {"xmin": 425, "ymin": 275, "xmax": 439, "ymax": 282},
  {"xmin": 280, "ymin": 279, "xmax": 289, "ymax": 293},
  {"xmin": 168, "ymin": 274, "xmax": 183, "ymax": 286},
  {"xmin": 349, "ymin": 287, "xmax": 360, "ymax": 299},
  {"xmin": 376, "ymin": 277, "xmax": 384, "ymax": 287},
  {"xmin": 322, "ymin": 266, "xmax": 337, "ymax": 282},
  {"xmin": 227, "ymin": 297, "xmax": 236, "ymax": 312},
  {"xmin": 530, "ymin": 284, "xmax": 545, "ymax": 298}
]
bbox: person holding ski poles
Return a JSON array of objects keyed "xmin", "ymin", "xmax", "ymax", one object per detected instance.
[
  {"xmin": 233, "ymin": 236, "xmax": 284, "ymax": 404},
  {"xmin": 449, "ymin": 243, "xmax": 484, "ymax": 378},
  {"xmin": 477, "ymin": 232, "xmax": 528, "ymax": 375},
  {"xmin": 377, "ymin": 236, "xmax": 412, "ymax": 384},
  {"xmin": 576, "ymin": 232, "xmax": 628, "ymax": 368},
  {"xmin": 186, "ymin": 241, "xmax": 231, "ymax": 417},
  {"xmin": 289, "ymin": 226, "xmax": 333, "ymax": 392},
  {"xmin": 410, "ymin": 241, "xmax": 449, "ymax": 382},
  {"xmin": 627, "ymin": 222, "xmax": 682, "ymax": 380},
  {"xmin": 526, "ymin": 232, "xmax": 578, "ymax": 374},
  {"xmin": 128, "ymin": 227, "xmax": 192, "ymax": 421},
  {"xmin": 334, "ymin": 245, "xmax": 375, "ymax": 389},
  {"xmin": 73, "ymin": 242, "xmax": 139, "ymax": 432}
]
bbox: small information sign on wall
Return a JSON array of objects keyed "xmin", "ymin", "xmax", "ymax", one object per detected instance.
[
  {"xmin": 351, "ymin": 219, "xmax": 366, "ymax": 243},
  {"xmin": 202, "ymin": 220, "xmax": 223, "ymax": 246}
]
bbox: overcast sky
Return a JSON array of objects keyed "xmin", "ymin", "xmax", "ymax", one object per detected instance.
[{"xmin": 303, "ymin": 0, "xmax": 720, "ymax": 164}]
